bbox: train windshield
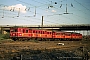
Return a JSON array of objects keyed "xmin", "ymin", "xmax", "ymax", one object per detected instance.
[{"xmin": 10, "ymin": 28, "xmax": 18, "ymax": 32}]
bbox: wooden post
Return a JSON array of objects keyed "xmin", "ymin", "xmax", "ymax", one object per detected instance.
[
  {"xmin": 1, "ymin": 27, "xmax": 4, "ymax": 34},
  {"xmin": 20, "ymin": 54, "xmax": 22, "ymax": 60}
]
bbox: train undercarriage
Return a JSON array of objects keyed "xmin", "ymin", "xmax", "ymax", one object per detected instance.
[{"xmin": 11, "ymin": 37, "xmax": 82, "ymax": 41}]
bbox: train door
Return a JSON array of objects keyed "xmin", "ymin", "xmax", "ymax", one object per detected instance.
[
  {"xmin": 28, "ymin": 29, "xmax": 32, "ymax": 37},
  {"xmin": 17, "ymin": 28, "xmax": 23, "ymax": 37},
  {"xmin": 22, "ymin": 28, "xmax": 29, "ymax": 37},
  {"xmin": 52, "ymin": 31, "xmax": 56, "ymax": 38}
]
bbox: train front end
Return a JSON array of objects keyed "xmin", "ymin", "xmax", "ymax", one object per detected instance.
[{"xmin": 10, "ymin": 27, "xmax": 22, "ymax": 41}]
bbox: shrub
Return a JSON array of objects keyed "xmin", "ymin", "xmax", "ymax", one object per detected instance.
[
  {"xmin": 2, "ymin": 33, "xmax": 10, "ymax": 39},
  {"xmin": 0, "ymin": 33, "xmax": 10, "ymax": 40}
]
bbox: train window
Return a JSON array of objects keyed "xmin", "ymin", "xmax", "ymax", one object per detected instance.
[
  {"xmin": 39, "ymin": 31, "xmax": 41, "ymax": 34},
  {"xmin": 33, "ymin": 30, "xmax": 35, "ymax": 33},
  {"xmin": 42, "ymin": 31, "xmax": 43, "ymax": 34},
  {"xmin": 35, "ymin": 31, "xmax": 36, "ymax": 33},
  {"xmin": 37, "ymin": 31, "xmax": 38, "ymax": 33},
  {"xmin": 41, "ymin": 31, "xmax": 44, "ymax": 34},
  {"xmin": 15, "ymin": 29, "xmax": 17, "ymax": 32},
  {"xmin": 53, "ymin": 32, "xmax": 55, "ymax": 34},
  {"xmin": 36, "ymin": 30, "xmax": 39, "ymax": 33},
  {"xmin": 18, "ymin": 29, "xmax": 22, "ymax": 32},
  {"xmin": 47, "ymin": 32, "xmax": 51, "ymax": 34},
  {"xmin": 65, "ymin": 34, "xmax": 67, "ymax": 35},
  {"xmin": 35, "ymin": 31, "xmax": 37, "ymax": 33},
  {"xmin": 62, "ymin": 33, "xmax": 65, "ymax": 36},
  {"xmin": 50, "ymin": 32, "xmax": 51, "ymax": 34},
  {"xmin": 29, "ymin": 29, "xmax": 31, "ymax": 33},
  {"xmin": 47, "ymin": 32, "xmax": 49, "ymax": 34},
  {"xmin": 19, "ymin": 29, "xmax": 21, "ymax": 32},
  {"xmin": 49, "ymin": 32, "xmax": 50, "ymax": 34},
  {"xmin": 65, "ymin": 33, "xmax": 70, "ymax": 36},
  {"xmin": 41, "ymin": 31, "xmax": 42, "ymax": 34},
  {"xmin": 56, "ymin": 33, "xmax": 60, "ymax": 35},
  {"xmin": 36, "ymin": 31, "xmax": 39, "ymax": 33},
  {"xmin": 60, "ymin": 33, "xmax": 62, "ymax": 35},
  {"xmin": 21, "ymin": 29, "xmax": 23, "ymax": 32},
  {"xmin": 26, "ymin": 30, "xmax": 28, "ymax": 33},
  {"xmin": 23, "ymin": 29, "xmax": 24, "ymax": 33},
  {"xmin": 44, "ymin": 31, "xmax": 46, "ymax": 34},
  {"xmin": 10, "ymin": 29, "xmax": 14, "ymax": 32},
  {"xmin": 33, "ymin": 31, "xmax": 34, "ymax": 33},
  {"xmin": 43, "ymin": 31, "xmax": 44, "ymax": 34},
  {"xmin": 10, "ymin": 28, "xmax": 18, "ymax": 32}
]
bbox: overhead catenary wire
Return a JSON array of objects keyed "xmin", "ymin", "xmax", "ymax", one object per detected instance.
[
  {"xmin": 15, "ymin": 0, "xmax": 62, "ymax": 23},
  {"xmin": 74, "ymin": 0, "xmax": 90, "ymax": 11},
  {"xmin": 31, "ymin": 0, "xmax": 66, "ymax": 22},
  {"xmin": 40, "ymin": 0, "xmax": 81, "ymax": 22},
  {"xmin": 48, "ymin": 0, "xmax": 87, "ymax": 22},
  {"xmin": 31, "ymin": 0, "xmax": 89, "ymax": 22},
  {"xmin": 0, "ymin": 5, "xmax": 60, "ymax": 24},
  {"xmin": 0, "ymin": 0, "xmax": 89, "ymax": 24},
  {"xmin": 0, "ymin": 7, "xmax": 41, "ymax": 24},
  {"xmin": 0, "ymin": 14, "xmax": 41, "ymax": 24},
  {"xmin": 15, "ymin": 0, "xmax": 90, "ymax": 23},
  {"xmin": 0, "ymin": 4, "xmax": 37, "ymax": 17}
]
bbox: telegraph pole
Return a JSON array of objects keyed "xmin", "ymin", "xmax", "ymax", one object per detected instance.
[{"xmin": 41, "ymin": 16, "xmax": 44, "ymax": 29}]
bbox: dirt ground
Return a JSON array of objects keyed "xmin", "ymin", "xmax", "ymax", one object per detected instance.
[
  {"xmin": 0, "ymin": 39, "xmax": 90, "ymax": 59},
  {"xmin": 0, "ymin": 39, "xmax": 90, "ymax": 52}
]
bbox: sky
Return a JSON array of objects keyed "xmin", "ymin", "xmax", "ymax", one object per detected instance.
[{"xmin": 0, "ymin": 0, "xmax": 90, "ymax": 25}]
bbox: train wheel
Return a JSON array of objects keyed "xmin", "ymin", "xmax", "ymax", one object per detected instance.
[
  {"xmin": 12, "ymin": 38, "xmax": 16, "ymax": 41},
  {"xmin": 35, "ymin": 38, "xmax": 37, "ymax": 40}
]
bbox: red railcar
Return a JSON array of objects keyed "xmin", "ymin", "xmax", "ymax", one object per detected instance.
[
  {"xmin": 64, "ymin": 32, "xmax": 72, "ymax": 40},
  {"xmin": 71, "ymin": 32, "xmax": 82, "ymax": 40},
  {"xmin": 10, "ymin": 27, "xmax": 82, "ymax": 41},
  {"xmin": 55, "ymin": 32, "xmax": 65, "ymax": 40}
]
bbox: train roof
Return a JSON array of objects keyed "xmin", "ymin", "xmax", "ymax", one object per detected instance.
[{"xmin": 10, "ymin": 27, "xmax": 81, "ymax": 34}]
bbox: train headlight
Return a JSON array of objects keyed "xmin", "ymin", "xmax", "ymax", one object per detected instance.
[
  {"xmin": 19, "ymin": 33, "xmax": 22, "ymax": 36},
  {"xmin": 13, "ymin": 33, "xmax": 15, "ymax": 36}
]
